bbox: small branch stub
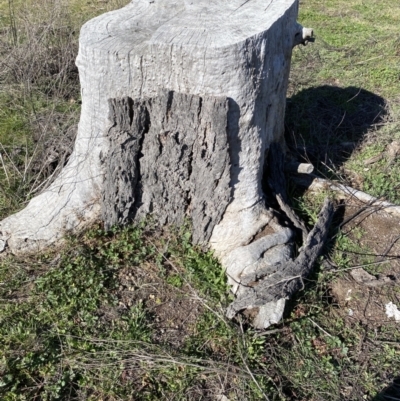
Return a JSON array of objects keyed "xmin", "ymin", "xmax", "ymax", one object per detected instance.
[
  {"xmin": 285, "ymin": 162, "xmax": 314, "ymax": 174},
  {"xmin": 293, "ymin": 24, "xmax": 314, "ymax": 47},
  {"xmin": 302, "ymin": 27, "xmax": 314, "ymax": 45}
]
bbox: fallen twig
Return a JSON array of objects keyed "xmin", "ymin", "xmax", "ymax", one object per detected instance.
[
  {"xmin": 293, "ymin": 174, "xmax": 400, "ymax": 218},
  {"xmin": 268, "ymin": 143, "xmax": 309, "ymax": 242},
  {"xmin": 308, "ymin": 317, "xmax": 332, "ymax": 337}
]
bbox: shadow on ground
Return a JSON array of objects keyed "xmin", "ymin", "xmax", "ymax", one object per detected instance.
[
  {"xmin": 285, "ymin": 85, "xmax": 386, "ymax": 175},
  {"xmin": 372, "ymin": 376, "xmax": 400, "ymax": 401}
]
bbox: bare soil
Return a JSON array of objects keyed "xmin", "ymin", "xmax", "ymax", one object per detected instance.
[
  {"xmin": 330, "ymin": 203, "xmax": 400, "ymax": 327},
  {"xmin": 117, "ymin": 261, "xmax": 204, "ymax": 348}
]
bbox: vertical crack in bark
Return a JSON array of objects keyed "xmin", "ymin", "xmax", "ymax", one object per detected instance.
[
  {"xmin": 166, "ymin": 90, "xmax": 174, "ymax": 122},
  {"xmin": 197, "ymin": 96, "xmax": 203, "ymax": 120},
  {"xmin": 101, "ymin": 97, "xmax": 150, "ymax": 229},
  {"xmin": 132, "ymin": 104, "xmax": 151, "ymax": 215}
]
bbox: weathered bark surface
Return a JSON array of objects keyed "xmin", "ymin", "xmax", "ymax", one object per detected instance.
[
  {"xmin": 102, "ymin": 91, "xmax": 231, "ymax": 244},
  {"xmin": 226, "ymin": 197, "xmax": 334, "ymax": 319},
  {"xmin": 101, "ymin": 97, "xmax": 150, "ymax": 229}
]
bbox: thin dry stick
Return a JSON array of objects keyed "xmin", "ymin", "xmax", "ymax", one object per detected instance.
[
  {"xmin": 237, "ymin": 341, "xmax": 271, "ymax": 401},
  {"xmin": 23, "ymin": 136, "xmax": 29, "ymax": 183},
  {"xmin": 332, "ymin": 258, "xmax": 398, "ymax": 272},
  {"xmin": 293, "ymin": 175, "xmax": 400, "ymax": 218},
  {"xmin": 0, "ymin": 152, "xmax": 10, "ymax": 185},
  {"xmin": 308, "ymin": 318, "xmax": 332, "ymax": 338},
  {"xmin": 376, "ymin": 235, "xmax": 400, "ymax": 262},
  {"xmin": 0, "ymin": 143, "xmax": 22, "ymax": 177},
  {"xmin": 255, "ymin": 327, "xmax": 287, "ymax": 337},
  {"xmin": 27, "ymin": 165, "xmax": 60, "ymax": 196},
  {"xmin": 68, "ymin": 351, "xmax": 252, "ymax": 379}
]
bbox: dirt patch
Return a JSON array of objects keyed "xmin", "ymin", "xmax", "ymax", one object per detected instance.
[
  {"xmin": 254, "ymin": 223, "xmax": 278, "ymax": 241},
  {"xmin": 343, "ymin": 203, "xmax": 400, "ymax": 273},
  {"xmin": 330, "ymin": 278, "xmax": 398, "ymax": 326},
  {"xmin": 117, "ymin": 262, "xmax": 203, "ymax": 348},
  {"xmin": 330, "ymin": 203, "xmax": 400, "ymax": 327}
]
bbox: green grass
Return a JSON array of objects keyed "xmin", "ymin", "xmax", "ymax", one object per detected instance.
[
  {"xmin": 1, "ymin": 222, "xmax": 399, "ymax": 399},
  {"xmin": 292, "ymin": 0, "xmax": 400, "ymax": 97},
  {"xmin": 0, "ymin": 223, "xmax": 274, "ymax": 400}
]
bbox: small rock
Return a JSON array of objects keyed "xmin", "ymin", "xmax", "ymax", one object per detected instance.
[
  {"xmin": 385, "ymin": 302, "xmax": 400, "ymax": 322},
  {"xmin": 350, "ymin": 268, "xmax": 376, "ymax": 284},
  {"xmin": 216, "ymin": 396, "xmax": 230, "ymax": 401},
  {"xmin": 387, "ymin": 141, "xmax": 400, "ymax": 160}
]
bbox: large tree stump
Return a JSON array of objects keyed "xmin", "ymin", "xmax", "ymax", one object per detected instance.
[{"xmin": 0, "ymin": 0, "xmax": 314, "ymax": 327}]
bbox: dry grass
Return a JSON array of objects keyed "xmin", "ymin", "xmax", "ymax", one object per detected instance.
[{"xmin": 0, "ymin": 0, "xmax": 129, "ymax": 218}]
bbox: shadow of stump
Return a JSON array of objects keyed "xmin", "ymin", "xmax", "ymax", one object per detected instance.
[
  {"xmin": 372, "ymin": 376, "xmax": 400, "ymax": 401},
  {"xmin": 285, "ymin": 85, "xmax": 387, "ymax": 175}
]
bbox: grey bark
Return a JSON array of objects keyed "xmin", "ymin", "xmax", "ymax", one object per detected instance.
[
  {"xmin": 267, "ymin": 143, "xmax": 308, "ymax": 242},
  {"xmin": 227, "ymin": 197, "xmax": 334, "ymax": 319},
  {"xmin": 102, "ymin": 91, "xmax": 231, "ymax": 244}
]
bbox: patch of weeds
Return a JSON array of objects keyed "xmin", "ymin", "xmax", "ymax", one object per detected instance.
[
  {"xmin": 2, "ymin": 221, "xmax": 302, "ymax": 400},
  {"xmin": 344, "ymin": 140, "xmax": 400, "ymax": 204},
  {"xmin": 0, "ymin": 222, "xmax": 242, "ymax": 400},
  {"xmin": 169, "ymin": 225, "xmax": 229, "ymax": 303},
  {"xmin": 0, "ymin": 0, "xmax": 131, "ymax": 218},
  {"xmin": 0, "ymin": 93, "xmax": 31, "ymax": 146},
  {"xmin": 0, "ymin": 224, "xmax": 155, "ymax": 399},
  {"xmin": 183, "ymin": 309, "xmax": 277, "ymax": 400},
  {"xmin": 330, "ymin": 230, "xmax": 371, "ymax": 271},
  {"xmin": 290, "ymin": 187, "xmax": 334, "ymax": 227}
]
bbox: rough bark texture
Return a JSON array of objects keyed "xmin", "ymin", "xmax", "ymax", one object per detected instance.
[
  {"xmin": 101, "ymin": 97, "xmax": 150, "ymax": 229},
  {"xmin": 102, "ymin": 91, "xmax": 231, "ymax": 244}
]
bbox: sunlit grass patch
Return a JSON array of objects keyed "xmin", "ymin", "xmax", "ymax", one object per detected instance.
[{"xmin": 0, "ymin": 221, "xmax": 289, "ymax": 399}]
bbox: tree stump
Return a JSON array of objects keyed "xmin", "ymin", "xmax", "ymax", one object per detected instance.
[{"xmin": 0, "ymin": 0, "xmax": 315, "ymax": 327}]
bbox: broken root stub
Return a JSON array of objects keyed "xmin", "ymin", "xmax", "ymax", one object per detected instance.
[{"xmin": 226, "ymin": 198, "xmax": 334, "ymax": 323}]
